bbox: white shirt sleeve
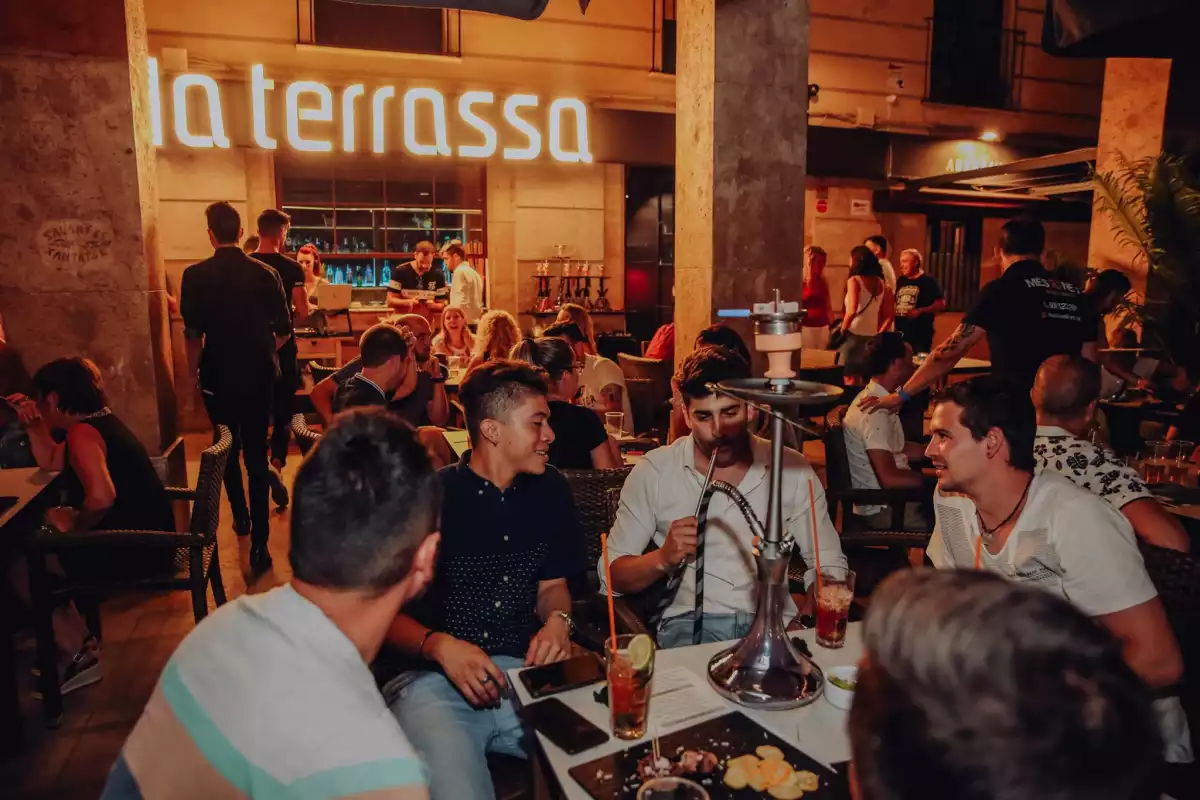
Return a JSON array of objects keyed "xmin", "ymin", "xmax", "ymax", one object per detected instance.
[
  {"xmin": 786, "ymin": 469, "xmax": 847, "ymax": 587},
  {"xmin": 1052, "ymin": 492, "xmax": 1158, "ymax": 617},
  {"xmin": 927, "ymin": 489, "xmax": 973, "ymax": 569},
  {"xmin": 599, "ymin": 459, "xmax": 661, "ymax": 596}
]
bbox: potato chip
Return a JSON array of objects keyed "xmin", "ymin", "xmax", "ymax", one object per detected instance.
[
  {"xmin": 747, "ymin": 762, "xmax": 769, "ymax": 792},
  {"xmin": 727, "ymin": 754, "xmax": 759, "ymax": 771},
  {"xmin": 767, "ymin": 782, "xmax": 806, "ymax": 800},
  {"xmin": 794, "ymin": 770, "xmax": 820, "ymax": 792},
  {"xmin": 760, "ymin": 758, "xmax": 794, "ymax": 788},
  {"xmin": 723, "ymin": 764, "xmax": 748, "ymax": 790},
  {"xmin": 756, "ymin": 745, "xmax": 786, "ymax": 761}
]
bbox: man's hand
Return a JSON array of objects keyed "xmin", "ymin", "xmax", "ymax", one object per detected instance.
[
  {"xmin": 5, "ymin": 394, "xmax": 41, "ymax": 426},
  {"xmin": 392, "ymin": 356, "xmax": 419, "ymax": 402},
  {"xmin": 46, "ymin": 506, "xmax": 78, "ymax": 533},
  {"xmin": 660, "ymin": 516, "xmax": 699, "ymax": 569},
  {"xmin": 422, "ymin": 356, "xmax": 443, "ymax": 378},
  {"xmin": 427, "ymin": 634, "xmax": 506, "ymax": 708},
  {"xmin": 856, "ymin": 392, "xmax": 903, "ymax": 414},
  {"xmin": 525, "ymin": 615, "xmax": 572, "ymax": 667}
]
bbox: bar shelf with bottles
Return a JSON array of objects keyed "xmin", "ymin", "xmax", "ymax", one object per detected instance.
[{"xmin": 530, "ymin": 249, "xmax": 614, "ymax": 313}]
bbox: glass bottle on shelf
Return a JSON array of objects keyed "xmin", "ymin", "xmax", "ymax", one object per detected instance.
[
  {"xmin": 380, "ymin": 261, "xmax": 392, "ymax": 286},
  {"xmin": 364, "ymin": 262, "xmax": 376, "ymax": 287}
]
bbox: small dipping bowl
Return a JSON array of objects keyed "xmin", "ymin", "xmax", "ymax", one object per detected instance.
[{"xmin": 824, "ymin": 665, "xmax": 858, "ymax": 710}]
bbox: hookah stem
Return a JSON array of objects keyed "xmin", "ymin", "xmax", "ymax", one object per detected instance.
[{"xmin": 689, "ymin": 447, "xmax": 719, "ymax": 646}]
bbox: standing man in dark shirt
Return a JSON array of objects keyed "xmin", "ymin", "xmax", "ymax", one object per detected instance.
[
  {"xmin": 250, "ymin": 209, "xmax": 309, "ymax": 509},
  {"xmin": 861, "ymin": 218, "xmax": 1099, "ymax": 416},
  {"xmin": 181, "ymin": 202, "xmax": 291, "ymax": 575},
  {"xmin": 386, "ymin": 241, "xmax": 448, "ymax": 316},
  {"xmin": 893, "ymin": 248, "xmax": 945, "ymax": 355},
  {"xmin": 380, "ymin": 361, "xmax": 584, "ymax": 800}
]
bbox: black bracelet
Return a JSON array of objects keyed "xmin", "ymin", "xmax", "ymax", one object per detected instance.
[{"xmin": 418, "ymin": 629, "xmax": 436, "ymax": 659}]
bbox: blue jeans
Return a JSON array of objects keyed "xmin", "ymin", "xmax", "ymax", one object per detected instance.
[
  {"xmin": 657, "ymin": 612, "xmax": 754, "ymax": 649},
  {"xmin": 388, "ymin": 656, "xmax": 528, "ymax": 800}
]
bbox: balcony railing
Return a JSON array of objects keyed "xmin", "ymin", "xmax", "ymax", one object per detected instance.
[{"xmin": 924, "ymin": 18, "xmax": 1024, "ymax": 111}]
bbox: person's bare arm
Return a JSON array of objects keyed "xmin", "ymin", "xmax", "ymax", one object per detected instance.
[
  {"xmin": 386, "ymin": 613, "xmax": 506, "ymax": 707},
  {"xmin": 840, "ymin": 280, "xmax": 860, "ymax": 334},
  {"xmin": 1096, "ymin": 597, "xmax": 1184, "ymax": 688},
  {"xmin": 6, "ymin": 394, "xmax": 64, "ymax": 471},
  {"xmin": 290, "ymin": 285, "xmax": 310, "ymax": 323},
  {"xmin": 64, "ymin": 425, "xmax": 116, "ymax": 531},
  {"xmin": 611, "ymin": 517, "xmax": 695, "ymax": 594},
  {"xmin": 866, "ymin": 449, "xmax": 925, "ymax": 489},
  {"xmin": 386, "ymin": 294, "xmax": 415, "ymax": 311},
  {"xmin": 1097, "ymin": 351, "xmax": 1150, "ymax": 389},
  {"xmin": 526, "ymin": 578, "xmax": 573, "ymax": 666},
  {"xmin": 859, "ymin": 323, "xmax": 987, "ymax": 413},
  {"xmin": 590, "ymin": 440, "xmax": 621, "ymax": 469},
  {"xmin": 425, "ymin": 361, "xmax": 450, "ymax": 426},
  {"xmin": 1121, "ymin": 498, "xmax": 1190, "ymax": 552},
  {"xmin": 877, "ymin": 290, "xmax": 896, "ymax": 333},
  {"xmin": 311, "ymin": 375, "xmax": 338, "ymax": 423}
]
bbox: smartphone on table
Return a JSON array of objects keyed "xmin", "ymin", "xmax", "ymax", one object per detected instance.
[{"xmin": 518, "ymin": 696, "xmax": 609, "ymax": 755}]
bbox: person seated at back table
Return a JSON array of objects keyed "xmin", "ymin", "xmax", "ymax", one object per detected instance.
[
  {"xmin": 552, "ymin": 303, "xmax": 635, "ymax": 425},
  {"xmin": 924, "ymin": 377, "xmax": 1190, "ymax": 762},
  {"xmin": 509, "ymin": 336, "xmax": 620, "ymax": 469},
  {"xmin": 333, "ymin": 323, "xmax": 414, "ymax": 412},
  {"xmin": 841, "ymin": 333, "xmax": 933, "ymax": 531},
  {"xmin": 602, "ymin": 346, "xmax": 847, "ymax": 648},
  {"xmin": 1033, "ymin": 355, "xmax": 1189, "ymax": 552},
  {"xmin": 464, "ymin": 309, "xmax": 521, "ymax": 375},
  {"xmin": 849, "ymin": 569, "xmax": 1162, "ymax": 800},
  {"xmin": 378, "ymin": 361, "xmax": 586, "ymax": 800},
  {"xmin": 101, "ymin": 409, "xmax": 440, "ymax": 800},
  {"xmin": 7, "ymin": 358, "xmax": 176, "ymax": 697}
]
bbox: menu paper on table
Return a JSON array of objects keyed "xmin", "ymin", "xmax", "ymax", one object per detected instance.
[{"xmin": 648, "ymin": 667, "xmax": 728, "ymax": 732}]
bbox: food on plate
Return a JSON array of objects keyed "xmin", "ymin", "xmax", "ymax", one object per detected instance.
[
  {"xmin": 723, "ymin": 762, "xmax": 749, "ymax": 790},
  {"xmin": 636, "ymin": 754, "xmax": 673, "ymax": 781},
  {"xmin": 755, "ymin": 745, "xmax": 785, "ymax": 761},
  {"xmin": 723, "ymin": 751, "xmax": 821, "ymax": 798},
  {"xmin": 828, "ymin": 674, "xmax": 857, "ymax": 691},
  {"xmin": 637, "ymin": 749, "xmax": 719, "ymax": 781}
]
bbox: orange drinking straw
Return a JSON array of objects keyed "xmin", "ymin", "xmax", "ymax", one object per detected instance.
[
  {"xmin": 601, "ymin": 533, "xmax": 618, "ymax": 652},
  {"xmin": 808, "ymin": 479, "xmax": 823, "ymax": 597}
]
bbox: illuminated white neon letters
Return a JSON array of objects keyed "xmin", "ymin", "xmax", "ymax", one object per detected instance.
[
  {"xmin": 286, "ymin": 81, "xmax": 334, "ymax": 153},
  {"xmin": 146, "ymin": 61, "xmax": 589, "ymax": 162},
  {"xmin": 403, "ymin": 88, "xmax": 452, "ymax": 157},
  {"xmin": 172, "ymin": 74, "xmax": 230, "ymax": 149}
]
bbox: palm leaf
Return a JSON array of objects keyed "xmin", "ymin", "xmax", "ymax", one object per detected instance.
[{"xmin": 1091, "ymin": 162, "xmax": 1150, "ymax": 267}]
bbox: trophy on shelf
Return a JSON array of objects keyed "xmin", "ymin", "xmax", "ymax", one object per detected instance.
[
  {"xmin": 533, "ymin": 261, "xmax": 554, "ymax": 312},
  {"xmin": 592, "ymin": 261, "xmax": 611, "ymax": 311}
]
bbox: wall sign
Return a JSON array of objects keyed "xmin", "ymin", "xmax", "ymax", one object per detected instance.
[{"xmin": 146, "ymin": 58, "xmax": 592, "ymax": 163}]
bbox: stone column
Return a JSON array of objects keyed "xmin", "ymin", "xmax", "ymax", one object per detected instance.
[
  {"xmin": 674, "ymin": 0, "xmax": 810, "ymax": 364},
  {"xmin": 0, "ymin": 0, "xmax": 175, "ymax": 451}
]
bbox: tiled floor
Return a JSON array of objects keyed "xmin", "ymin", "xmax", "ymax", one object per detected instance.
[{"xmin": 1, "ymin": 434, "xmax": 301, "ymax": 799}]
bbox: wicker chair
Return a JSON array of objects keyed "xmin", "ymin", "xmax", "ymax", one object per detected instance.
[
  {"xmin": 27, "ymin": 426, "xmax": 233, "ymax": 725},
  {"xmin": 291, "ymin": 413, "xmax": 323, "ymax": 455}
]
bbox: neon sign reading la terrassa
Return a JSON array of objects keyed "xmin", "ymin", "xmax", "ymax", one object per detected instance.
[{"xmin": 146, "ymin": 58, "xmax": 592, "ymax": 162}]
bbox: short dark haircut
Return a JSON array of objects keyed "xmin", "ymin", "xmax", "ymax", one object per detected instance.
[
  {"xmin": 510, "ymin": 337, "xmax": 573, "ymax": 382},
  {"xmin": 444, "ymin": 243, "xmax": 466, "ymax": 260},
  {"xmin": 850, "ymin": 569, "xmax": 1160, "ymax": 800},
  {"xmin": 543, "ymin": 321, "xmax": 587, "ymax": 345},
  {"xmin": 33, "ymin": 357, "xmax": 107, "ymax": 415},
  {"xmin": 849, "ymin": 245, "xmax": 884, "ymax": 279},
  {"xmin": 290, "ymin": 409, "xmax": 440, "ymax": 591},
  {"xmin": 932, "ymin": 376, "xmax": 1036, "ymax": 472},
  {"xmin": 414, "ymin": 240, "xmax": 436, "ymax": 255},
  {"xmin": 1089, "ymin": 268, "xmax": 1132, "ymax": 300},
  {"xmin": 695, "ymin": 324, "xmax": 752, "ymax": 366},
  {"xmin": 458, "ymin": 360, "xmax": 549, "ymax": 443},
  {"xmin": 358, "ymin": 323, "xmax": 409, "ymax": 368},
  {"xmin": 676, "ymin": 346, "xmax": 750, "ymax": 403},
  {"xmin": 205, "ymin": 201, "xmax": 241, "ymax": 245},
  {"xmin": 1033, "ymin": 355, "xmax": 1101, "ymax": 420},
  {"xmin": 865, "ymin": 234, "xmax": 888, "ymax": 254},
  {"xmin": 865, "ymin": 332, "xmax": 909, "ymax": 378},
  {"xmin": 242, "ymin": 235, "xmax": 260, "ymax": 255},
  {"xmin": 256, "ymin": 208, "xmax": 291, "ymax": 237},
  {"xmin": 999, "ymin": 217, "xmax": 1045, "ymax": 257}
]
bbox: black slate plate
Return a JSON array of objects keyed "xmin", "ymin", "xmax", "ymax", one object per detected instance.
[{"xmin": 567, "ymin": 711, "xmax": 846, "ymax": 799}]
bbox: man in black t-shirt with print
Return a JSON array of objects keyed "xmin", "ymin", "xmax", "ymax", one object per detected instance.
[
  {"xmin": 861, "ymin": 218, "xmax": 1100, "ymax": 416},
  {"xmin": 251, "ymin": 209, "xmax": 309, "ymax": 509},
  {"xmin": 893, "ymin": 248, "xmax": 945, "ymax": 354},
  {"xmin": 386, "ymin": 241, "xmax": 448, "ymax": 316}
]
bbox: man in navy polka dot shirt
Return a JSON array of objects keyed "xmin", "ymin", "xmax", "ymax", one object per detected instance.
[{"xmin": 379, "ymin": 361, "xmax": 587, "ymax": 800}]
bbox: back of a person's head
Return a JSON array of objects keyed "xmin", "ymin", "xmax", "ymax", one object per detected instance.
[
  {"xmin": 459, "ymin": 359, "xmax": 549, "ymax": 443},
  {"xmin": 865, "ymin": 332, "xmax": 908, "ymax": 378},
  {"xmin": 1033, "ymin": 355, "xmax": 1101, "ymax": 421},
  {"xmin": 543, "ymin": 321, "xmax": 587, "ymax": 346},
  {"xmin": 205, "ymin": 201, "xmax": 241, "ymax": 245},
  {"xmin": 557, "ymin": 303, "xmax": 596, "ymax": 348},
  {"xmin": 256, "ymin": 208, "xmax": 291, "ymax": 238},
  {"xmin": 358, "ymin": 323, "xmax": 409, "ymax": 368},
  {"xmin": 676, "ymin": 346, "xmax": 750, "ymax": 403},
  {"xmin": 510, "ymin": 337, "xmax": 573, "ymax": 380},
  {"xmin": 444, "ymin": 243, "xmax": 466, "ymax": 260},
  {"xmin": 242, "ymin": 235, "xmax": 260, "ymax": 255},
  {"xmin": 999, "ymin": 217, "xmax": 1045, "ymax": 257},
  {"xmin": 33, "ymin": 357, "xmax": 107, "ymax": 414},
  {"xmin": 933, "ymin": 376, "xmax": 1036, "ymax": 472},
  {"xmin": 849, "ymin": 245, "xmax": 883, "ymax": 279},
  {"xmin": 290, "ymin": 409, "xmax": 439, "ymax": 591},
  {"xmin": 476, "ymin": 310, "xmax": 520, "ymax": 358},
  {"xmin": 1089, "ymin": 268, "xmax": 1133, "ymax": 299},
  {"xmin": 695, "ymin": 324, "xmax": 752, "ymax": 365},
  {"xmin": 865, "ymin": 235, "xmax": 888, "ymax": 255},
  {"xmin": 850, "ymin": 568, "xmax": 1160, "ymax": 800}
]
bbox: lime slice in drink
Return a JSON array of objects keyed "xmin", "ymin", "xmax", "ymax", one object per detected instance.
[{"xmin": 627, "ymin": 634, "xmax": 654, "ymax": 671}]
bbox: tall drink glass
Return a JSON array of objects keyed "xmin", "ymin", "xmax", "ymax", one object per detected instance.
[
  {"xmin": 813, "ymin": 568, "xmax": 855, "ymax": 649},
  {"xmin": 606, "ymin": 633, "xmax": 654, "ymax": 740},
  {"xmin": 1143, "ymin": 441, "xmax": 1171, "ymax": 484},
  {"xmin": 1170, "ymin": 440, "xmax": 1196, "ymax": 485}
]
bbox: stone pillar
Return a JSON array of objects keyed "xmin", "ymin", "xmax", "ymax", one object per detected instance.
[
  {"xmin": 674, "ymin": 0, "xmax": 810, "ymax": 364},
  {"xmin": 0, "ymin": 0, "xmax": 175, "ymax": 451}
]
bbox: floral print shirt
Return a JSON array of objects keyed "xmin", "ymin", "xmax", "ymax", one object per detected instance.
[{"xmin": 1033, "ymin": 425, "xmax": 1151, "ymax": 511}]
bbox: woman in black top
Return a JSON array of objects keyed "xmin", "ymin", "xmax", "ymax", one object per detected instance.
[
  {"xmin": 510, "ymin": 337, "xmax": 620, "ymax": 470},
  {"xmin": 7, "ymin": 357, "xmax": 175, "ymax": 695}
]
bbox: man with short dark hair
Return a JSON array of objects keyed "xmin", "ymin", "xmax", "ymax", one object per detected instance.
[
  {"xmin": 380, "ymin": 361, "xmax": 584, "ymax": 800},
  {"xmin": 181, "ymin": 202, "xmax": 291, "ymax": 574},
  {"xmin": 604, "ymin": 346, "xmax": 846, "ymax": 648},
  {"xmin": 251, "ymin": 208, "xmax": 309, "ymax": 509},
  {"xmin": 102, "ymin": 410, "xmax": 440, "ymax": 799},
  {"xmin": 1033, "ymin": 355, "xmax": 1188, "ymax": 552},
  {"xmin": 334, "ymin": 324, "xmax": 414, "ymax": 413},
  {"xmin": 387, "ymin": 241, "xmax": 447, "ymax": 315},
  {"xmin": 864, "ymin": 235, "xmax": 897, "ymax": 295},
  {"xmin": 861, "ymin": 217, "xmax": 1100, "ymax": 415},
  {"xmin": 444, "ymin": 243, "xmax": 483, "ymax": 324},
  {"xmin": 849, "ymin": 569, "xmax": 1162, "ymax": 800},
  {"xmin": 925, "ymin": 376, "xmax": 1189, "ymax": 761}
]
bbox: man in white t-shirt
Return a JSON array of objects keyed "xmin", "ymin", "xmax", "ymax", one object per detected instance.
[
  {"xmin": 442, "ymin": 243, "xmax": 483, "ymax": 324},
  {"xmin": 545, "ymin": 319, "xmax": 633, "ymax": 430},
  {"xmin": 1033, "ymin": 355, "xmax": 1189, "ymax": 552},
  {"xmin": 865, "ymin": 235, "xmax": 897, "ymax": 295},
  {"xmin": 841, "ymin": 332, "xmax": 931, "ymax": 529},
  {"xmin": 924, "ymin": 377, "xmax": 1190, "ymax": 762},
  {"xmin": 103, "ymin": 409, "xmax": 442, "ymax": 798}
]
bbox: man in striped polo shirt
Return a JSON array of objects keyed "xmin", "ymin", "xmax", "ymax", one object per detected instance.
[{"xmin": 101, "ymin": 409, "xmax": 441, "ymax": 799}]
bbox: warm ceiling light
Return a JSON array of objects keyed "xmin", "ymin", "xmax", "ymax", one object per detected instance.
[{"xmin": 979, "ymin": 130, "xmax": 1001, "ymax": 143}]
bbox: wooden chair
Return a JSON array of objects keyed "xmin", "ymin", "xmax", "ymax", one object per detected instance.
[
  {"xmin": 28, "ymin": 426, "xmax": 233, "ymax": 725},
  {"xmin": 618, "ymin": 354, "xmax": 672, "ymax": 437}
]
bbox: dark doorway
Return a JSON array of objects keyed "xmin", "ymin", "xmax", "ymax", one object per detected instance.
[
  {"xmin": 926, "ymin": 214, "xmax": 983, "ymax": 312},
  {"xmin": 624, "ymin": 167, "xmax": 675, "ymax": 343}
]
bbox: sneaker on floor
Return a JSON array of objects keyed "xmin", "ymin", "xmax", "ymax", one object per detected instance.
[
  {"xmin": 267, "ymin": 465, "xmax": 289, "ymax": 509},
  {"xmin": 31, "ymin": 647, "xmax": 103, "ymax": 698}
]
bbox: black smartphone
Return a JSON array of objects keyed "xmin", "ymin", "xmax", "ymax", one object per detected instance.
[
  {"xmin": 518, "ymin": 654, "xmax": 605, "ymax": 699},
  {"xmin": 519, "ymin": 697, "xmax": 609, "ymax": 755}
]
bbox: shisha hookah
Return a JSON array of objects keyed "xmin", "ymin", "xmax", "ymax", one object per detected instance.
[{"xmin": 698, "ymin": 290, "xmax": 844, "ymax": 709}]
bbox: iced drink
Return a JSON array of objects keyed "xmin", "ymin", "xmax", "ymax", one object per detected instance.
[
  {"xmin": 815, "ymin": 568, "xmax": 855, "ymax": 649},
  {"xmin": 606, "ymin": 634, "xmax": 654, "ymax": 740}
]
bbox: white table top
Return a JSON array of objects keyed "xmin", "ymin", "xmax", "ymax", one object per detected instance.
[
  {"xmin": 0, "ymin": 467, "xmax": 58, "ymax": 530},
  {"xmin": 508, "ymin": 625, "xmax": 862, "ymax": 800}
]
